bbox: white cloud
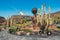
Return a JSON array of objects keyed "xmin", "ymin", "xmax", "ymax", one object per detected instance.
[{"xmin": 20, "ymin": 11, "xmax": 23, "ymax": 15}]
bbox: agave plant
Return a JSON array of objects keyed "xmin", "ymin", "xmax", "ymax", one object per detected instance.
[
  {"xmin": 8, "ymin": 26, "xmax": 18, "ymax": 34},
  {"xmin": 23, "ymin": 29, "xmax": 32, "ymax": 33}
]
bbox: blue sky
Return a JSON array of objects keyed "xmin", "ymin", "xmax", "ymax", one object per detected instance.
[{"xmin": 0, "ymin": 0, "xmax": 60, "ymax": 18}]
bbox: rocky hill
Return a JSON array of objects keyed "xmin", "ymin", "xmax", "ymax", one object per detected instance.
[
  {"xmin": 0, "ymin": 16, "xmax": 6, "ymax": 25},
  {"xmin": 51, "ymin": 11, "xmax": 60, "ymax": 18}
]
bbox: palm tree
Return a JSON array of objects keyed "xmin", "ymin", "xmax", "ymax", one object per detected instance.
[
  {"xmin": 32, "ymin": 8, "xmax": 37, "ymax": 15},
  {"xmin": 32, "ymin": 8, "xmax": 37, "ymax": 23},
  {"xmin": 32, "ymin": 8, "xmax": 37, "ymax": 29}
]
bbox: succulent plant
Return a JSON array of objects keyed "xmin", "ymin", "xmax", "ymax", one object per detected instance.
[
  {"xmin": 0, "ymin": 26, "xmax": 4, "ymax": 28},
  {"xmin": 23, "ymin": 29, "xmax": 32, "ymax": 33},
  {"xmin": 8, "ymin": 26, "xmax": 17, "ymax": 34}
]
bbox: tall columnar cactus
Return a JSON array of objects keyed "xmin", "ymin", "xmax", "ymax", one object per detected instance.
[
  {"xmin": 48, "ymin": 6, "xmax": 53, "ymax": 25},
  {"xmin": 41, "ymin": 4, "xmax": 46, "ymax": 25},
  {"xmin": 37, "ymin": 8, "xmax": 41, "ymax": 23}
]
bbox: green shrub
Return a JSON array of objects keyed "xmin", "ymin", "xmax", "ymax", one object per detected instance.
[
  {"xmin": 8, "ymin": 26, "xmax": 17, "ymax": 33},
  {"xmin": 57, "ymin": 26, "xmax": 60, "ymax": 29},
  {"xmin": 0, "ymin": 26, "xmax": 5, "ymax": 28}
]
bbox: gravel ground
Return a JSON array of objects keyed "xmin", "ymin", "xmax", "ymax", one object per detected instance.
[{"xmin": 0, "ymin": 30, "xmax": 60, "ymax": 40}]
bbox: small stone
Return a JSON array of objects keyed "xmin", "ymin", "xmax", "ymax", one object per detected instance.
[
  {"xmin": 2, "ymin": 28, "xmax": 5, "ymax": 31},
  {"xmin": 16, "ymin": 32, "xmax": 20, "ymax": 35},
  {"xmin": 26, "ymin": 32, "xmax": 30, "ymax": 36}
]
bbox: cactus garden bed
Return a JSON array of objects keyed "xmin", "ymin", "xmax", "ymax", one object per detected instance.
[{"xmin": 8, "ymin": 26, "xmax": 34, "ymax": 36}]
